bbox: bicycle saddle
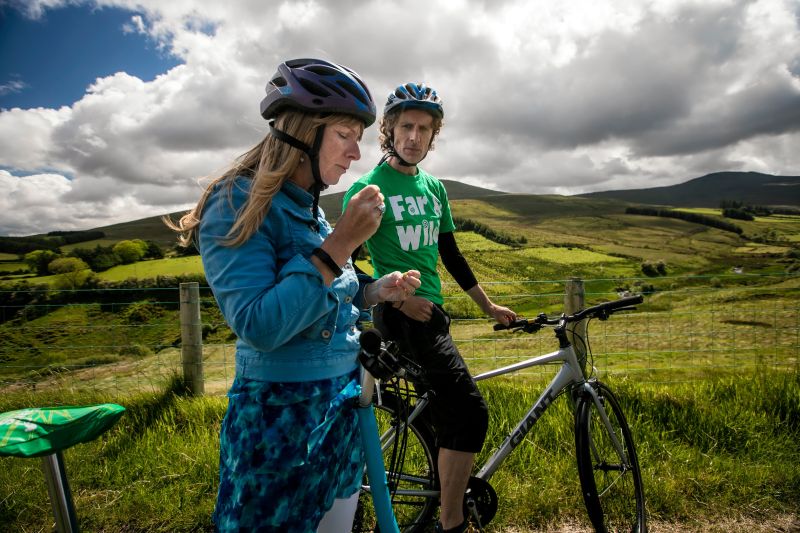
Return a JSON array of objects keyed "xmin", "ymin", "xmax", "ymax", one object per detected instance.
[{"xmin": 0, "ymin": 403, "xmax": 125, "ymax": 458}]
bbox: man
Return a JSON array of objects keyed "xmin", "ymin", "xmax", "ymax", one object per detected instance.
[{"xmin": 343, "ymin": 83, "xmax": 516, "ymax": 533}]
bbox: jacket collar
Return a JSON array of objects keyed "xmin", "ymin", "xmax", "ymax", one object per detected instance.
[{"xmin": 281, "ymin": 180, "xmax": 314, "ymax": 208}]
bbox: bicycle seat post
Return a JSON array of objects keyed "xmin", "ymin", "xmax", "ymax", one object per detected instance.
[{"xmin": 41, "ymin": 451, "xmax": 79, "ymax": 532}]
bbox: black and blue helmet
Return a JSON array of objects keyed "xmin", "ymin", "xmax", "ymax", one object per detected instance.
[
  {"xmin": 384, "ymin": 82, "xmax": 443, "ymax": 119},
  {"xmin": 260, "ymin": 58, "xmax": 376, "ymax": 126}
]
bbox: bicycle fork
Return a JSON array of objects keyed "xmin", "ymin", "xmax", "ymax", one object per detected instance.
[{"xmin": 580, "ymin": 382, "xmax": 631, "ymax": 473}]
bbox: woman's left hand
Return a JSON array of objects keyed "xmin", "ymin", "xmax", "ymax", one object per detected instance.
[{"xmin": 366, "ymin": 270, "xmax": 421, "ymax": 305}]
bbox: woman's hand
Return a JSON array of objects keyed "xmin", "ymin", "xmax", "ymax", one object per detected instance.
[
  {"xmin": 364, "ymin": 270, "xmax": 421, "ymax": 307},
  {"xmin": 314, "ymin": 185, "xmax": 385, "ymax": 284},
  {"xmin": 327, "ymin": 185, "xmax": 385, "ymax": 259}
]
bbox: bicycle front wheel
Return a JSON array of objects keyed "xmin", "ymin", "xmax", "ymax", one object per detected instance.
[
  {"xmin": 354, "ymin": 391, "xmax": 439, "ymax": 533},
  {"xmin": 575, "ymin": 381, "xmax": 646, "ymax": 533}
]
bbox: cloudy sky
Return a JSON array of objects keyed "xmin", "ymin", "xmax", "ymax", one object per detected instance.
[{"xmin": 1, "ymin": 0, "xmax": 799, "ymax": 236}]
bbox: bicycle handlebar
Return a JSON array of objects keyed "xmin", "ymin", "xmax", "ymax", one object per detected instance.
[
  {"xmin": 359, "ymin": 328, "xmax": 424, "ymax": 382},
  {"xmin": 494, "ymin": 294, "xmax": 643, "ymax": 332}
]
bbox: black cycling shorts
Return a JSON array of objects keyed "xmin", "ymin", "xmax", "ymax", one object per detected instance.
[{"xmin": 373, "ymin": 302, "xmax": 488, "ymax": 454}]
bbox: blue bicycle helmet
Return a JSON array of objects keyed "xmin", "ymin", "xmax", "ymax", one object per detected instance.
[
  {"xmin": 384, "ymin": 82, "xmax": 443, "ymax": 119},
  {"xmin": 260, "ymin": 58, "xmax": 376, "ymax": 126}
]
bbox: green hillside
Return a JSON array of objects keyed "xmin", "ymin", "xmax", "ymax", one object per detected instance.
[
  {"xmin": 5, "ymin": 193, "xmax": 799, "ymax": 286},
  {"xmin": 580, "ymin": 171, "xmax": 800, "ymax": 208},
  {"xmin": 93, "ymin": 212, "xmax": 188, "ymax": 248},
  {"xmin": 319, "ymin": 178, "xmax": 509, "ymax": 220},
  {"xmin": 3, "ymin": 190, "xmax": 799, "ymax": 382},
  {"xmin": 8, "ymin": 172, "xmax": 797, "ymax": 249},
  {"xmin": 63, "ymin": 173, "xmax": 800, "ymax": 246},
  {"xmin": 24, "ymin": 186, "xmax": 634, "ymax": 248},
  {"xmin": 39, "ymin": 179, "xmax": 507, "ymax": 249}
]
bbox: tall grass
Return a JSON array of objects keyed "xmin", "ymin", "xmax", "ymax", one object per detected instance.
[
  {"xmin": 0, "ymin": 376, "xmax": 223, "ymax": 532},
  {"xmin": 1, "ymin": 371, "xmax": 797, "ymax": 531}
]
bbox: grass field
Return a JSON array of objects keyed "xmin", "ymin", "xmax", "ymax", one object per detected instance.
[
  {"xmin": 1, "ymin": 202, "xmax": 798, "ymax": 388},
  {"xmin": 0, "ymin": 261, "xmax": 27, "ymax": 272},
  {"xmin": 0, "ymin": 371, "xmax": 796, "ymax": 532},
  {"xmin": 2, "ymin": 272, "xmax": 796, "ymax": 398},
  {"xmin": 97, "ymin": 256, "xmax": 204, "ymax": 281},
  {"xmin": 0, "ymin": 256, "xmax": 205, "ymax": 286}
]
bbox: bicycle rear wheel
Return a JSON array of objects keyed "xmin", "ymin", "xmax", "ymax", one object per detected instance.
[
  {"xmin": 575, "ymin": 381, "xmax": 646, "ymax": 533},
  {"xmin": 354, "ymin": 391, "xmax": 439, "ymax": 533}
]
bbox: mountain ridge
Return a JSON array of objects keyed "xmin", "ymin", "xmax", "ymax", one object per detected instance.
[
  {"xmin": 578, "ymin": 171, "xmax": 800, "ymax": 208},
  {"xmin": 5, "ymin": 171, "xmax": 798, "ymax": 243}
]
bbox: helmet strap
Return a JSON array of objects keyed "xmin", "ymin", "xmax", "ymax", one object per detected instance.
[
  {"xmin": 309, "ymin": 127, "xmax": 326, "ymax": 224},
  {"xmin": 384, "ymin": 136, "xmax": 428, "ymax": 169},
  {"xmin": 269, "ymin": 121, "xmax": 327, "ymax": 227},
  {"xmin": 388, "ymin": 148, "xmax": 415, "ymax": 167}
]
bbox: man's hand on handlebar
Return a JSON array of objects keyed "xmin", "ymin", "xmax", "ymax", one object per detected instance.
[
  {"xmin": 488, "ymin": 303, "xmax": 516, "ymax": 327},
  {"xmin": 494, "ymin": 295, "xmax": 644, "ymax": 332}
]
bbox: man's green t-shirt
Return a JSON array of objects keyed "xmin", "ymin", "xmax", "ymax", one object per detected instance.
[{"xmin": 343, "ymin": 162, "xmax": 455, "ymax": 305}]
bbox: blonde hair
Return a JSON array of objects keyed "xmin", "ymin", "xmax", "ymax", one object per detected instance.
[
  {"xmin": 378, "ymin": 109, "xmax": 443, "ymax": 154},
  {"xmin": 166, "ymin": 111, "xmax": 362, "ymax": 248}
]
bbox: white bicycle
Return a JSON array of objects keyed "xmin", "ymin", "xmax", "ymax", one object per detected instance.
[{"xmin": 354, "ymin": 295, "xmax": 647, "ymax": 532}]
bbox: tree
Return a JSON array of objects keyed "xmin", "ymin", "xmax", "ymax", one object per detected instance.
[
  {"xmin": 48, "ymin": 257, "xmax": 92, "ymax": 289},
  {"xmin": 144, "ymin": 240, "xmax": 164, "ymax": 259},
  {"xmin": 113, "ymin": 240, "xmax": 148, "ymax": 264},
  {"xmin": 69, "ymin": 245, "xmax": 121, "ymax": 272},
  {"xmin": 173, "ymin": 242, "xmax": 200, "ymax": 256},
  {"xmin": 24, "ymin": 249, "xmax": 60, "ymax": 276}
]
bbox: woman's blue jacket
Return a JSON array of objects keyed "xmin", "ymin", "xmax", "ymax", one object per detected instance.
[{"xmin": 198, "ymin": 176, "xmax": 371, "ymax": 382}]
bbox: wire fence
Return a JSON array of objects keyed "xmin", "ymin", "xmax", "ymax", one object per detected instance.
[{"xmin": 1, "ymin": 273, "xmax": 797, "ymax": 397}]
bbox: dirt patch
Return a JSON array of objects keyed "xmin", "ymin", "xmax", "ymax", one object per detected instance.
[{"xmin": 498, "ymin": 514, "xmax": 799, "ymax": 532}]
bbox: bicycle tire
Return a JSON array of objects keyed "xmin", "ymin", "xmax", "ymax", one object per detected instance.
[
  {"xmin": 575, "ymin": 381, "xmax": 646, "ymax": 533},
  {"xmin": 354, "ymin": 390, "xmax": 439, "ymax": 533}
]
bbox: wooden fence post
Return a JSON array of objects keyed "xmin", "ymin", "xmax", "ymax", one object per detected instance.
[
  {"xmin": 180, "ymin": 282, "xmax": 204, "ymax": 395},
  {"xmin": 564, "ymin": 278, "xmax": 588, "ymax": 374}
]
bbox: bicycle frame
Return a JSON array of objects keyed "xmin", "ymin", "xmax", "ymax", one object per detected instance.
[
  {"xmin": 377, "ymin": 339, "xmax": 630, "ymax": 494},
  {"xmin": 474, "ymin": 343, "xmax": 586, "ymax": 480}
]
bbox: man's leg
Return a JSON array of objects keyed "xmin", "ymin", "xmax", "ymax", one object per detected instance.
[
  {"xmin": 438, "ymin": 448, "xmax": 474, "ymax": 529},
  {"xmin": 375, "ymin": 303, "xmax": 487, "ymax": 530}
]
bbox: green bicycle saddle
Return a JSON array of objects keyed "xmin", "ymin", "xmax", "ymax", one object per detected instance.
[{"xmin": 0, "ymin": 403, "xmax": 125, "ymax": 458}]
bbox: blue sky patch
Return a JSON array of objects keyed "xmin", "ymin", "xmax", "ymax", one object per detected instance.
[{"xmin": 0, "ymin": 4, "xmax": 182, "ymax": 110}]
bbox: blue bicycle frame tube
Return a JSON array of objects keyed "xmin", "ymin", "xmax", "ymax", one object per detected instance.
[
  {"xmin": 357, "ymin": 405, "xmax": 400, "ymax": 533},
  {"xmin": 358, "ymin": 369, "xmax": 400, "ymax": 533}
]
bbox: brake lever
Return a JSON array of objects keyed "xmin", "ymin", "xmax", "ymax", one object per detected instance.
[{"xmin": 596, "ymin": 305, "xmax": 638, "ymax": 321}]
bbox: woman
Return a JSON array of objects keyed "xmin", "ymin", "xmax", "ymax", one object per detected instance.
[{"xmin": 169, "ymin": 58, "xmax": 421, "ymax": 532}]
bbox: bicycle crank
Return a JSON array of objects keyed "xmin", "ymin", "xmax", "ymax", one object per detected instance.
[{"xmin": 462, "ymin": 476, "xmax": 498, "ymax": 529}]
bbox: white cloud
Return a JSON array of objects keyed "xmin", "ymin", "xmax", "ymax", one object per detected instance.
[
  {"xmin": 0, "ymin": 79, "xmax": 28, "ymax": 96},
  {"xmin": 0, "ymin": 169, "xmax": 205, "ymax": 236},
  {"xmin": 1, "ymin": 0, "xmax": 799, "ymax": 235},
  {"xmin": 0, "ymin": 170, "xmax": 76, "ymax": 235},
  {"xmin": 0, "ymin": 106, "xmax": 72, "ymax": 169},
  {"xmin": 121, "ymin": 14, "xmax": 146, "ymax": 34}
]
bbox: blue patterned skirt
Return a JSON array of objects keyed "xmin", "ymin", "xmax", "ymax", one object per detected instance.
[{"xmin": 213, "ymin": 371, "xmax": 363, "ymax": 533}]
